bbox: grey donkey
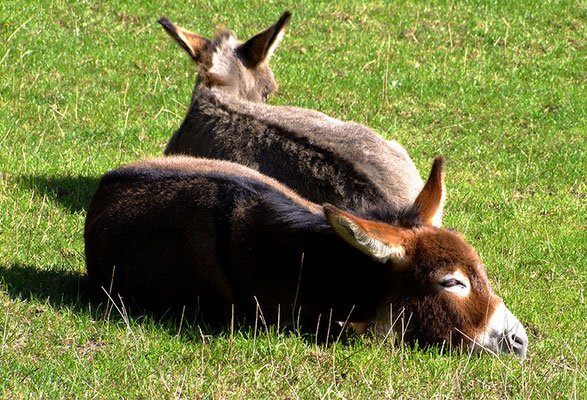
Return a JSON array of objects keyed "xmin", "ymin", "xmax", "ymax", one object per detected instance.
[{"xmin": 159, "ymin": 12, "xmax": 424, "ymax": 212}]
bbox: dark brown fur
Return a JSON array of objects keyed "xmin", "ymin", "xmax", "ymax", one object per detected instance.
[{"xmin": 85, "ymin": 156, "xmax": 507, "ymax": 350}]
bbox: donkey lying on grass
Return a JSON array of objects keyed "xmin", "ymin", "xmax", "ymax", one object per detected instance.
[
  {"xmin": 84, "ymin": 156, "xmax": 528, "ymax": 359},
  {"xmin": 159, "ymin": 12, "xmax": 424, "ymax": 212}
]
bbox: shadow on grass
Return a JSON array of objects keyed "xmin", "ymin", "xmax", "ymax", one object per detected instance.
[
  {"xmin": 0, "ymin": 263, "xmax": 186, "ymax": 331},
  {"xmin": 0, "ymin": 263, "xmax": 357, "ymax": 345},
  {"xmin": 0, "ymin": 263, "xmax": 267, "ymax": 341},
  {"xmin": 19, "ymin": 174, "xmax": 101, "ymax": 214},
  {"xmin": 0, "ymin": 262, "xmax": 91, "ymax": 310}
]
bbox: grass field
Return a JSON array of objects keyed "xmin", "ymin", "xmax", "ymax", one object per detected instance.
[{"xmin": 1, "ymin": 0, "xmax": 585, "ymax": 398}]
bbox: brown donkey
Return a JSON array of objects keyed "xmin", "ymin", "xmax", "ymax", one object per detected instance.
[
  {"xmin": 158, "ymin": 12, "xmax": 424, "ymax": 212},
  {"xmin": 84, "ymin": 156, "xmax": 528, "ymax": 358}
]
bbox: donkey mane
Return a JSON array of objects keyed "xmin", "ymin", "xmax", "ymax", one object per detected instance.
[
  {"xmin": 102, "ymin": 164, "xmax": 294, "ymax": 197},
  {"xmin": 358, "ymin": 202, "xmax": 423, "ymax": 230},
  {"xmin": 212, "ymin": 29, "xmax": 235, "ymax": 47},
  {"xmin": 259, "ymin": 191, "xmax": 331, "ymax": 233},
  {"xmin": 263, "ymin": 191, "xmax": 424, "ymax": 239}
]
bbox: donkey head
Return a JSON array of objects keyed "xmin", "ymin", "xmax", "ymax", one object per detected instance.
[
  {"xmin": 324, "ymin": 156, "xmax": 528, "ymax": 359},
  {"xmin": 159, "ymin": 12, "xmax": 291, "ymax": 103}
]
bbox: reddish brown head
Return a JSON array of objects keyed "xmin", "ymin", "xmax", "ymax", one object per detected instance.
[
  {"xmin": 324, "ymin": 156, "xmax": 528, "ymax": 358},
  {"xmin": 158, "ymin": 11, "xmax": 291, "ymax": 102}
]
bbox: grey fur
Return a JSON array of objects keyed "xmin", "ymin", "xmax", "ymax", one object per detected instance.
[{"xmin": 161, "ymin": 13, "xmax": 423, "ymax": 211}]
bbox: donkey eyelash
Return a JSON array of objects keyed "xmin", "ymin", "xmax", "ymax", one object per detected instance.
[{"xmin": 441, "ymin": 278, "xmax": 465, "ymax": 288}]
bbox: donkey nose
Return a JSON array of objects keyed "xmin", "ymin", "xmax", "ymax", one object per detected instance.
[
  {"xmin": 479, "ymin": 302, "xmax": 529, "ymax": 359},
  {"xmin": 506, "ymin": 328, "xmax": 528, "ymax": 360}
]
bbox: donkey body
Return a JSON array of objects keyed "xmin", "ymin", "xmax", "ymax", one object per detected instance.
[
  {"xmin": 159, "ymin": 13, "xmax": 423, "ymax": 211},
  {"xmin": 85, "ymin": 156, "xmax": 527, "ymax": 358}
]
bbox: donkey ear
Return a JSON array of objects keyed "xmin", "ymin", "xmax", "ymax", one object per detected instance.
[
  {"xmin": 158, "ymin": 17, "xmax": 212, "ymax": 63},
  {"xmin": 323, "ymin": 204, "xmax": 408, "ymax": 264},
  {"xmin": 413, "ymin": 155, "xmax": 446, "ymax": 227},
  {"xmin": 238, "ymin": 11, "xmax": 291, "ymax": 67}
]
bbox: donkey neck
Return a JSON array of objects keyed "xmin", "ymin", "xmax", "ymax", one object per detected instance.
[
  {"xmin": 252, "ymin": 197, "xmax": 392, "ymax": 322},
  {"xmin": 298, "ymin": 227, "xmax": 393, "ymax": 322},
  {"xmin": 195, "ymin": 86, "xmax": 351, "ymax": 133}
]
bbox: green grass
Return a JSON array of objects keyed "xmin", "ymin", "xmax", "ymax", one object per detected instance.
[{"xmin": 1, "ymin": 0, "xmax": 585, "ymax": 398}]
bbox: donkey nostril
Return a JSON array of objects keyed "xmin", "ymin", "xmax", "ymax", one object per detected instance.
[
  {"xmin": 507, "ymin": 331, "xmax": 528, "ymax": 359},
  {"xmin": 510, "ymin": 333, "xmax": 526, "ymax": 347}
]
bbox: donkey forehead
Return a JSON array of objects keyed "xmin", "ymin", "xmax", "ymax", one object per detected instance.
[
  {"xmin": 409, "ymin": 228, "xmax": 483, "ymax": 276},
  {"xmin": 212, "ymin": 30, "xmax": 240, "ymax": 51},
  {"xmin": 207, "ymin": 33, "xmax": 243, "ymax": 76}
]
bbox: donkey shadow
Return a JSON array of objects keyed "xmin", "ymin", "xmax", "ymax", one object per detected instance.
[
  {"xmin": 0, "ymin": 263, "xmax": 280, "ymax": 342},
  {"xmin": 0, "ymin": 262, "xmax": 89, "ymax": 310},
  {"xmin": 19, "ymin": 174, "xmax": 101, "ymax": 214},
  {"xmin": 0, "ymin": 262, "xmax": 221, "ymax": 341},
  {"xmin": 0, "ymin": 262, "xmax": 355, "ymax": 344}
]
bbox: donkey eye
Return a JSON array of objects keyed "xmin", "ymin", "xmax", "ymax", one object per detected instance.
[
  {"xmin": 438, "ymin": 272, "xmax": 471, "ymax": 296},
  {"xmin": 441, "ymin": 278, "xmax": 464, "ymax": 288}
]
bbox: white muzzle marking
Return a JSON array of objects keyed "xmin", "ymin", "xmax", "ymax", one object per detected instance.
[{"xmin": 476, "ymin": 302, "xmax": 528, "ymax": 359}]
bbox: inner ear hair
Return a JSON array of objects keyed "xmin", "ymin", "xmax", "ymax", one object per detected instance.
[
  {"xmin": 158, "ymin": 17, "xmax": 212, "ymax": 63},
  {"xmin": 413, "ymin": 155, "xmax": 446, "ymax": 227},
  {"xmin": 323, "ymin": 204, "xmax": 408, "ymax": 264},
  {"xmin": 238, "ymin": 11, "xmax": 291, "ymax": 67}
]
